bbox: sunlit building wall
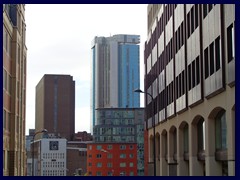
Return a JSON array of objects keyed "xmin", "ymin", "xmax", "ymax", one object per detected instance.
[
  {"xmin": 145, "ymin": 4, "xmax": 235, "ymax": 176},
  {"xmin": 3, "ymin": 4, "xmax": 27, "ymax": 176}
]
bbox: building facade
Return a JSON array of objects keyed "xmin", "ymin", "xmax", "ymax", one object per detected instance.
[
  {"xmin": 144, "ymin": 4, "xmax": 235, "ymax": 176},
  {"xmin": 66, "ymin": 141, "xmax": 88, "ymax": 176},
  {"xmin": 91, "ymin": 108, "xmax": 145, "ymax": 176},
  {"xmin": 90, "ymin": 34, "xmax": 141, "ymax": 133},
  {"xmin": 33, "ymin": 138, "xmax": 67, "ymax": 176},
  {"xmin": 35, "ymin": 74, "xmax": 75, "ymax": 141},
  {"xmin": 25, "ymin": 129, "xmax": 35, "ymax": 176},
  {"xmin": 87, "ymin": 143, "xmax": 138, "ymax": 176},
  {"xmin": 74, "ymin": 131, "xmax": 93, "ymax": 141},
  {"xmin": 3, "ymin": 4, "xmax": 27, "ymax": 176}
]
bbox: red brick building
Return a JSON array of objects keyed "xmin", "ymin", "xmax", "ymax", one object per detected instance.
[
  {"xmin": 87, "ymin": 143, "xmax": 137, "ymax": 176},
  {"xmin": 74, "ymin": 131, "xmax": 92, "ymax": 141}
]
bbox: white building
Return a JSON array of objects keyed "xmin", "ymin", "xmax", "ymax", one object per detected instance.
[{"xmin": 33, "ymin": 138, "xmax": 67, "ymax": 176}]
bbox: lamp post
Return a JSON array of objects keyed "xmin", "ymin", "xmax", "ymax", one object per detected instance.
[
  {"xmin": 32, "ymin": 129, "xmax": 47, "ymax": 176},
  {"xmin": 134, "ymin": 89, "xmax": 156, "ymax": 176}
]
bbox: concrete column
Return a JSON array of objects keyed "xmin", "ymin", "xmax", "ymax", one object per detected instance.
[
  {"xmin": 189, "ymin": 122, "xmax": 204, "ymax": 176},
  {"xmin": 205, "ymin": 156, "xmax": 222, "ymax": 176},
  {"xmin": 227, "ymin": 108, "xmax": 235, "ymax": 176},
  {"xmin": 160, "ymin": 132, "xmax": 167, "ymax": 176}
]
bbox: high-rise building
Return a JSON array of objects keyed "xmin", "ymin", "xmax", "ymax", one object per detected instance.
[
  {"xmin": 35, "ymin": 74, "xmax": 75, "ymax": 141},
  {"xmin": 3, "ymin": 4, "xmax": 27, "ymax": 176},
  {"xmin": 90, "ymin": 34, "xmax": 141, "ymax": 133},
  {"xmin": 144, "ymin": 4, "xmax": 235, "ymax": 176}
]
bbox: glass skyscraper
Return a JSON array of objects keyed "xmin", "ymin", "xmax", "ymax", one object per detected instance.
[{"xmin": 90, "ymin": 34, "xmax": 140, "ymax": 134}]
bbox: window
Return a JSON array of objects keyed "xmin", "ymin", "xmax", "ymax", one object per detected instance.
[
  {"xmin": 227, "ymin": 24, "xmax": 234, "ymax": 62},
  {"xmin": 187, "ymin": 13, "xmax": 190, "ymax": 38},
  {"xmin": 129, "ymin": 154, "xmax": 134, "ymax": 158},
  {"xmin": 107, "ymin": 154, "xmax": 112, "ymax": 158},
  {"xmin": 195, "ymin": 4, "xmax": 198, "ymax": 29},
  {"xmin": 203, "ymin": 4, "xmax": 208, "ymax": 18},
  {"xmin": 107, "ymin": 163, "xmax": 112, "ymax": 167},
  {"xmin": 120, "ymin": 163, "xmax": 126, "ymax": 167},
  {"xmin": 196, "ymin": 57, "xmax": 200, "ymax": 85},
  {"xmin": 215, "ymin": 110, "xmax": 227, "ymax": 150},
  {"xmin": 210, "ymin": 42, "xmax": 214, "ymax": 75},
  {"xmin": 96, "ymin": 154, "xmax": 101, "ymax": 158},
  {"xmin": 96, "ymin": 145, "xmax": 102, "ymax": 150},
  {"xmin": 89, "ymin": 145, "xmax": 92, "ymax": 150},
  {"xmin": 215, "ymin": 36, "xmax": 221, "ymax": 71},
  {"xmin": 197, "ymin": 118, "xmax": 205, "ymax": 151},
  {"xmin": 192, "ymin": 61, "xmax": 196, "ymax": 87},
  {"xmin": 96, "ymin": 171, "xmax": 102, "ymax": 176},
  {"xmin": 107, "ymin": 145, "xmax": 112, "ymax": 149},
  {"xmin": 204, "ymin": 47, "xmax": 209, "ymax": 79},
  {"xmin": 129, "ymin": 162, "xmax": 134, "ymax": 167},
  {"xmin": 97, "ymin": 162, "xmax": 102, "ymax": 167},
  {"xmin": 129, "ymin": 145, "xmax": 134, "ymax": 149},
  {"xmin": 120, "ymin": 154, "xmax": 126, "ymax": 158},
  {"xmin": 120, "ymin": 145, "xmax": 126, "ymax": 150},
  {"xmin": 191, "ymin": 7, "xmax": 194, "ymax": 34},
  {"xmin": 188, "ymin": 64, "xmax": 192, "ymax": 90}
]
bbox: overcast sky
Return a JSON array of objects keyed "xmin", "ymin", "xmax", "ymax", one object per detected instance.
[{"xmin": 25, "ymin": 4, "xmax": 147, "ymax": 135}]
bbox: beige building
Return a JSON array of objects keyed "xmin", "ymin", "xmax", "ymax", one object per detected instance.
[
  {"xmin": 144, "ymin": 4, "xmax": 235, "ymax": 176},
  {"xmin": 3, "ymin": 4, "xmax": 27, "ymax": 176}
]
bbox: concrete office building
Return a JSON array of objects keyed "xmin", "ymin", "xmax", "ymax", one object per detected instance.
[
  {"xmin": 90, "ymin": 34, "xmax": 141, "ymax": 133},
  {"xmin": 144, "ymin": 4, "xmax": 235, "ymax": 176},
  {"xmin": 32, "ymin": 138, "xmax": 67, "ymax": 176},
  {"xmin": 3, "ymin": 4, "xmax": 27, "ymax": 176},
  {"xmin": 35, "ymin": 74, "xmax": 75, "ymax": 141}
]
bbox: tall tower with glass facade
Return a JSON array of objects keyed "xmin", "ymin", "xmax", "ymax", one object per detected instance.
[{"xmin": 90, "ymin": 34, "xmax": 140, "ymax": 133}]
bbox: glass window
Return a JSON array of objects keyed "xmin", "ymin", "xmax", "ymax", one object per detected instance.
[
  {"xmin": 120, "ymin": 154, "xmax": 126, "ymax": 158},
  {"xmin": 129, "ymin": 162, "xmax": 134, "ymax": 167},
  {"xmin": 203, "ymin": 4, "xmax": 208, "ymax": 18},
  {"xmin": 215, "ymin": 36, "xmax": 221, "ymax": 71},
  {"xmin": 107, "ymin": 145, "xmax": 112, "ymax": 149},
  {"xmin": 96, "ymin": 171, "xmax": 102, "ymax": 176},
  {"xmin": 96, "ymin": 154, "xmax": 101, "ymax": 158},
  {"xmin": 120, "ymin": 145, "xmax": 126, "ymax": 150},
  {"xmin": 107, "ymin": 163, "xmax": 112, "ymax": 167},
  {"xmin": 120, "ymin": 163, "xmax": 126, "ymax": 167},
  {"xmin": 227, "ymin": 24, "xmax": 234, "ymax": 62},
  {"xmin": 210, "ymin": 42, "xmax": 214, "ymax": 75},
  {"xmin": 197, "ymin": 118, "xmax": 205, "ymax": 151},
  {"xmin": 215, "ymin": 110, "xmax": 227, "ymax": 150},
  {"xmin": 96, "ymin": 145, "xmax": 102, "ymax": 150},
  {"xmin": 97, "ymin": 162, "xmax": 102, "ymax": 167},
  {"xmin": 204, "ymin": 47, "xmax": 209, "ymax": 79}
]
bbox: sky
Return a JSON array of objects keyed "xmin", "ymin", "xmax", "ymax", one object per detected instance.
[{"xmin": 25, "ymin": 4, "xmax": 147, "ymax": 135}]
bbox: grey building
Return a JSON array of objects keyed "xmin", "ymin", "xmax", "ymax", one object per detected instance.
[{"xmin": 90, "ymin": 35, "xmax": 141, "ymax": 134}]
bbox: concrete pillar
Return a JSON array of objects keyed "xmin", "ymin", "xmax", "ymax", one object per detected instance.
[
  {"xmin": 227, "ymin": 108, "xmax": 235, "ymax": 176},
  {"xmin": 189, "ymin": 122, "xmax": 204, "ymax": 176},
  {"xmin": 160, "ymin": 132, "xmax": 167, "ymax": 176},
  {"xmin": 205, "ymin": 156, "xmax": 222, "ymax": 176}
]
